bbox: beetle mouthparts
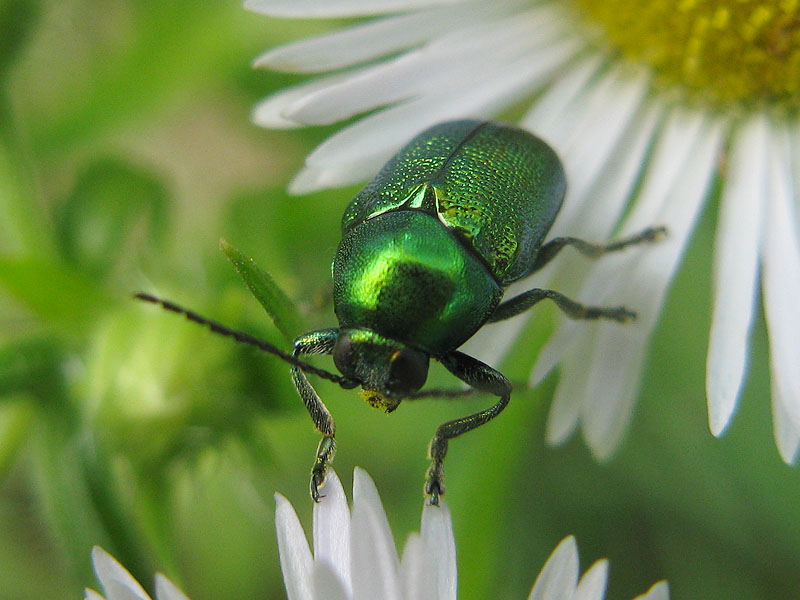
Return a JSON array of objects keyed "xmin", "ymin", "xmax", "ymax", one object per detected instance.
[{"xmin": 360, "ymin": 389, "xmax": 399, "ymax": 413}]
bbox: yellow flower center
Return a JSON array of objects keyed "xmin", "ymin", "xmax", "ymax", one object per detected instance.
[{"xmin": 575, "ymin": 0, "xmax": 800, "ymax": 110}]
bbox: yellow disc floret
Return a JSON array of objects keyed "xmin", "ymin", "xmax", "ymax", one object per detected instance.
[{"xmin": 575, "ymin": 0, "xmax": 800, "ymax": 109}]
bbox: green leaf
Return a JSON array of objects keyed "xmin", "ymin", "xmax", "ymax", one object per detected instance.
[
  {"xmin": 0, "ymin": 256, "xmax": 117, "ymax": 335},
  {"xmin": 220, "ymin": 239, "xmax": 303, "ymax": 342},
  {"xmin": 0, "ymin": 337, "xmax": 62, "ymax": 398},
  {"xmin": 0, "ymin": 399, "xmax": 34, "ymax": 477},
  {"xmin": 0, "ymin": 99, "xmax": 53, "ymax": 256},
  {"xmin": 56, "ymin": 157, "xmax": 168, "ymax": 281},
  {"xmin": 0, "ymin": 0, "xmax": 40, "ymax": 78}
]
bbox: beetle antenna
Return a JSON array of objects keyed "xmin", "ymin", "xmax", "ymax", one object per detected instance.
[{"xmin": 134, "ymin": 293, "xmax": 354, "ymax": 387}]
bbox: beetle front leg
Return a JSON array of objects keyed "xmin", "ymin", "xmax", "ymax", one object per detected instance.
[
  {"xmin": 424, "ymin": 351, "xmax": 512, "ymax": 505},
  {"xmin": 291, "ymin": 329, "xmax": 340, "ymax": 501},
  {"xmin": 487, "ymin": 288, "xmax": 636, "ymax": 324}
]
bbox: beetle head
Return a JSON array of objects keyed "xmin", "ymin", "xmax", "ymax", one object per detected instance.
[{"xmin": 333, "ymin": 328, "xmax": 429, "ymax": 411}]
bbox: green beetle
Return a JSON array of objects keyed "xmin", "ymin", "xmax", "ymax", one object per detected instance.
[{"xmin": 138, "ymin": 120, "xmax": 663, "ymax": 504}]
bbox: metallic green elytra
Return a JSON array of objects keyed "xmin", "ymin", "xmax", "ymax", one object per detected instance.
[
  {"xmin": 341, "ymin": 120, "xmax": 566, "ymax": 285},
  {"xmin": 137, "ymin": 119, "xmax": 665, "ymax": 505}
]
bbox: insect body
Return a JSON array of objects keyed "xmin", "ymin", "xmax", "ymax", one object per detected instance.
[{"xmin": 138, "ymin": 120, "xmax": 663, "ymax": 504}]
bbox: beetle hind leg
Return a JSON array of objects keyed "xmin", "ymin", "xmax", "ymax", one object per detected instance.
[
  {"xmin": 529, "ymin": 226, "xmax": 666, "ymax": 274},
  {"xmin": 487, "ymin": 288, "xmax": 635, "ymax": 324}
]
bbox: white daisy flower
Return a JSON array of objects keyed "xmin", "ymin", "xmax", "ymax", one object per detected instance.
[
  {"xmin": 83, "ymin": 468, "xmax": 668, "ymax": 600},
  {"xmin": 85, "ymin": 546, "xmax": 189, "ymax": 600},
  {"xmin": 247, "ymin": 0, "xmax": 800, "ymax": 463},
  {"xmin": 275, "ymin": 467, "xmax": 669, "ymax": 600}
]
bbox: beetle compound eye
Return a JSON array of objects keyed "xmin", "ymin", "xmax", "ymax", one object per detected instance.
[
  {"xmin": 333, "ymin": 333, "xmax": 355, "ymax": 376},
  {"xmin": 388, "ymin": 348, "xmax": 429, "ymax": 395}
]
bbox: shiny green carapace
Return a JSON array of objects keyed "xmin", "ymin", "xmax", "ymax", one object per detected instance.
[
  {"xmin": 335, "ymin": 120, "xmax": 565, "ymax": 358},
  {"xmin": 138, "ymin": 120, "xmax": 664, "ymax": 504}
]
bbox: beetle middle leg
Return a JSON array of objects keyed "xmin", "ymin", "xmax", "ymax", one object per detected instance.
[
  {"xmin": 292, "ymin": 329, "xmax": 342, "ymax": 501},
  {"xmin": 529, "ymin": 226, "xmax": 666, "ymax": 274},
  {"xmin": 422, "ymin": 351, "xmax": 512, "ymax": 505}
]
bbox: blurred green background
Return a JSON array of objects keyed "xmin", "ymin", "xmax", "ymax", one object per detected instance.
[{"xmin": 0, "ymin": 1, "xmax": 798, "ymax": 599}]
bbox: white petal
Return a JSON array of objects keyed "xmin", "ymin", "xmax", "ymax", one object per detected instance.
[
  {"xmin": 91, "ymin": 547, "xmax": 152, "ymax": 600},
  {"xmin": 520, "ymin": 53, "xmax": 606, "ymax": 140},
  {"xmin": 540, "ymin": 110, "xmax": 721, "ymax": 457},
  {"xmin": 351, "ymin": 468, "xmax": 402, "ymax": 600},
  {"xmin": 291, "ymin": 37, "xmax": 581, "ymax": 192},
  {"xmin": 531, "ymin": 102, "xmax": 663, "ymax": 385},
  {"xmin": 772, "ymin": 388, "xmax": 800, "ymax": 464},
  {"xmin": 290, "ymin": 161, "xmax": 387, "ymax": 195},
  {"xmin": 707, "ymin": 114, "xmax": 769, "ymax": 436},
  {"xmin": 537, "ymin": 108, "xmax": 715, "ymax": 452},
  {"xmin": 283, "ymin": 9, "xmax": 564, "ymax": 126},
  {"xmin": 253, "ymin": 11, "xmax": 445, "ymax": 73},
  {"xmin": 85, "ymin": 589, "xmax": 107, "ymax": 600},
  {"xmin": 421, "ymin": 501, "xmax": 457, "ymax": 600},
  {"xmin": 549, "ymin": 68, "xmax": 651, "ymax": 233},
  {"xmin": 545, "ymin": 331, "xmax": 594, "ymax": 445},
  {"xmin": 579, "ymin": 324, "xmax": 648, "ymax": 457},
  {"xmin": 572, "ymin": 559, "xmax": 609, "ymax": 600},
  {"xmin": 580, "ymin": 114, "xmax": 724, "ymax": 457},
  {"xmin": 313, "ymin": 469, "xmax": 352, "ymax": 593},
  {"xmin": 527, "ymin": 536, "xmax": 579, "ymax": 600},
  {"xmin": 470, "ymin": 69, "xmax": 651, "ymax": 368},
  {"xmin": 253, "ymin": 1, "xmax": 523, "ymax": 73},
  {"xmin": 245, "ymin": 0, "xmax": 466, "ymax": 18},
  {"xmin": 352, "ymin": 468, "xmax": 393, "ymax": 535},
  {"xmin": 552, "ymin": 66, "xmax": 643, "ymax": 159},
  {"xmin": 400, "ymin": 533, "xmax": 436, "ymax": 600},
  {"xmin": 302, "ymin": 34, "xmax": 578, "ymax": 165},
  {"xmin": 763, "ymin": 123, "xmax": 800, "ymax": 461},
  {"xmin": 312, "ymin": 560, "xmax": 351, "ymax": 600},
  {"xmin": 252, "ymin": 70, "xmax": 364, "ymax": 129},
  {"xmin": 621, "ymin": 109, "xmax": 710, "ymax": 231},
  {"xmin": 154, "ymin": 575, "xmax": 190, "ymax": 600},
  {"xmin": 633, "ymin": 581, "xmax": 670, "ymax": 600},
  {"xmin": 458, "ymin": 298, "xmax": 533, "ymax": 366},
  {"xmin": 275, "ymin": 493, "xmax": 315, "ymax": 600}
]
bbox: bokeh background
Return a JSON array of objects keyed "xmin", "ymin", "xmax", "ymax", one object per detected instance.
[{"xmin": 1, "ymin": 1, "xmax": 799, "ymax": 599}]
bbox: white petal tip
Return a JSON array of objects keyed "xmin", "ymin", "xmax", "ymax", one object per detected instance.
[
  {"xmin": 707, "ymin": 394, "xmax": 736, "ymax": 437},
  {"xmin": 527, "ymin": 536, "xmax": 579, "ymax": 600},
  {"xmin": 584, "ymin": 425, "xmax": 623, "ymax": 462},
  {"xmin": 779, "ymin": 445, "xmax": 800, "ymax": 465},
  {"xmin": 352, "ymin": 466, "xmax": 377, "ymax": 494},
  {"xmin": 251, "ymin": 109, "xmax": 303, "ymax": 130},
  {"xmin": 588, "ymin": 443, "xmax": 617, "ymax": 463},
  {"xmin": 634, "ymin": 580, "xmax": 670, "ymax": 600},
  {"xmin": 545, "ymin": 411, "xmax": 578, "ymax": 447},
  {"xmin": 155, "ymin": 573, "xmax": 191, "ymax": 600},
  {"xmin": 274, "ymin": 493, "xmax": 302, "ymax": 530},
  {"xmin": 316, "ymin": 468, "xmax": 343, "ymax": 500},
  {"xmin": 555, "ymin": 534, "xmax": 578, "ymax": 555},
  {"xmin": 90, "ymin": 546, "xmax": 150, "ymax": 600},
  {"xmin": 530, "ymin": 361, "xmax": 555, "ymax": 386}
]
